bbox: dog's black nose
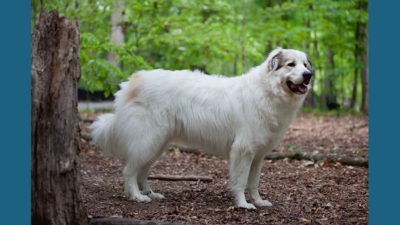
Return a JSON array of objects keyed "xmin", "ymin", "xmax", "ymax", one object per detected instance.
[{"xmin": 303, "ymin": 72, "xmax": 312, "ymax": 84}]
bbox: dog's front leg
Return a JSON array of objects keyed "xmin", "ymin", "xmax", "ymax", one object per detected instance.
[
  {"xmin": 247, "ymin": 156, "xmax": 272, "ymax": 207},
  {"xmin": 229, "ymin": 144, "xmax": 256, "ymax": 210}
]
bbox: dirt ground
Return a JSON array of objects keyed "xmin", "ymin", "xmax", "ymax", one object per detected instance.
[{"xmin": 79, "ymin": 112, "xmax": 368, "ymax": 225}]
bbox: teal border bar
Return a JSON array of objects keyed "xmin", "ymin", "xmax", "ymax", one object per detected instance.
[
  {"xmin": 0, "ymin": 1, "xmax": 31, "ymax": 224},
  {"xmin": 369, "ymin": 0, "xmax": 400, "ymax": 224}
]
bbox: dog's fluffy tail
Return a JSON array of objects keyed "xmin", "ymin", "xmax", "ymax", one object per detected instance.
[{"xmin": 89, "ymin": 113, "xmax": 118, "ymax": 157}]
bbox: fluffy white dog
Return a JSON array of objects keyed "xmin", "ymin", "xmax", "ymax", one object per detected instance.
[{"xmin": 90, "ymin": 48, "xmax": 313, "ymax": 209}]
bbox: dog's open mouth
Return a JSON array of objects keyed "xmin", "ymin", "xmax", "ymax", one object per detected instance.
[{"xmin": 287, "ymin": 80, "xmax": 308, "ymax": 95}]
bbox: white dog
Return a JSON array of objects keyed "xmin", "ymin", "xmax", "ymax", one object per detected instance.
[{"xmin": 90, "ymin": 48, "xmax": 313, "ymax": 209}]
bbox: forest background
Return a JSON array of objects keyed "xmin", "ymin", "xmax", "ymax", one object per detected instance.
[{"xmin": 31, "ymin": 0, "xmax": 369, "ymax": 114}]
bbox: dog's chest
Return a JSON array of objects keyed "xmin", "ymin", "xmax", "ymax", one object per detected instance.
[{"xmin": 254, "ymin": 107, "xmax": 298, "ymax": 150}]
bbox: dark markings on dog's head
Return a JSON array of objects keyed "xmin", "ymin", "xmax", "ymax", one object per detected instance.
[{"xmin": 268, "ymin": 51, "xmax": 283, "ymax": 72}]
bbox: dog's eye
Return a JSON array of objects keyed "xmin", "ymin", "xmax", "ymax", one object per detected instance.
[
  {"xmin": 288, "ymin": 62, "xmax": 296, "ymax": 67},
  {"xmin": 304, "ymin": 63, "xmax": 307, "ymax": 68}
]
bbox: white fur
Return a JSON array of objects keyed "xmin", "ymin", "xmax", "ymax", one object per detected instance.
[{"xmin": 90, "ymin": 48, "xmax": 312, "ymax": 209}]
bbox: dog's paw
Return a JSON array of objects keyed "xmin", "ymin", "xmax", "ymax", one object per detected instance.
[
  {"xmin": 254, "ymin": 199, "xmax": 272, "ymax": 207},
  {"xmin": 238, "ymin": 202, "xmax": 257, "ymax": 210},
  {"xmin": 149, "ymin": 192, "xmax": 165, "ymax": 200},
  {"xmin": 130, "ymin": 194, "xmax": 152, "ymax": 203}
]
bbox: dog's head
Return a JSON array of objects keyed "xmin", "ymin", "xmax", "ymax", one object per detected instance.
[{"xmin": 266, "ymin": 48, "xmax": 313, "ymax": 95}]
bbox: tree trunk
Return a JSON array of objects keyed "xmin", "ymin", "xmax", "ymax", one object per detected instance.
[
  {"xmin": 31, "ymin": 10, "xmax": 88, "ymax": 225},
  {"xmin": 233, "ymin": 53, "xmax": 238, "ymax": 75},
  {"xmin": 108, "ymin": 0, "xmax": 125, "ymax": 66},
  {"xmin": 240, "ymin": 0, "xmax": 246, "ymax": 73},
  {"xmin": 356, "ymin": 0, "xmax": 368, "ymax": 114},
  {"xmin": 350, "ymin": 21, "xmax": 361, "ymax": 109},
  {"xmin": 322, "ymin": 49, "xmax": 338, "ymax": 110},
  {"xmin": 303, "ymin": 4, "xmax": 316, "ymax": 109},
  {"xmin": 360, "ymin": 32, "xmax": 368, "ymax": 114},
  {"xmin": 350, "ymin": 66, "xmax": 359, "ymax": 109}
]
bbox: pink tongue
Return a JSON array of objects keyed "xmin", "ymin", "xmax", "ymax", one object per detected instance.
[
  {"xmin": 298, "ymin": 85, "xmax": 307, "ymax": 94},
  {"xmin": 291, "ymin": 83, "xmax": 307, "ymax": 94}
]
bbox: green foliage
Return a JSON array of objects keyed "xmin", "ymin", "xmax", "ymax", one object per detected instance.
[
  {"xmin": 302, "ymin": 106, "xmax": 363, "ymax": 115},
  {"xmin": 80, "ymin": 32, "xmax": 149, "ymax": 95},
  {"xmin": 286, "ymin": 144, "xmax": 305, "ymax": 153},
  {"xmin": 78, "ymin": 107, "xmax": 113, "ymax": 114},
  {"xmin": 32, "ymin": 0, "xmax": 368, "ymax": 112}
]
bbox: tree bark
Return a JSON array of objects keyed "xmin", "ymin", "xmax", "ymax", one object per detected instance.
[
  {"xmin": 325, "ymin": 49, "xmax": 339, "ymax": 110},
  {"xmin": 108, "ymin": 0, "xmax": 125, "ymax": 66},
  {"xmin": 350, "ymin": 20, "xmax": 361, "ymax": 109},
  {"xmin": 321, "ymin": 50, "xmax": 333, "ymax": 110},
  {"xmin": 167, "ymin": 145, "xmax": 368, "ymax": 167},
  {"xmin": 357, "ymin": 0, "xmax": 368, "ymax": 115},
  {"xmin": 148, "ymin": 175, "xmax": 213, "ymax": 182},
  {"xmin": 350, "ymin": 65, "xmax": 359, "ymax": 109},
  {"xmin": 240, "ymin": 0, "xmax": 246, "ymax": 72},
  {"xmin": 233, "ymin": 53, "xmax": 238, "ymax": 75},
  {"xmin": 31, "ymin": 9, "xmax": 88, "ymax": 225},
  {"xmin": 81, "ymin": 133, "xmax": 367, "ymax": 167},
  {"xmin": 264, "ymin": 152, "xmax": 368, "ymax": 167},
  {"xmin": 360, "ymin": 22, "xmax": 368, "ymax": 115},
  {"xmin": 303, "ymin": 4, "xmax": 316, "ymax": 109}
]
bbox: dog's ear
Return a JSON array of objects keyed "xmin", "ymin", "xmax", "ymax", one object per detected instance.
[{"xmin": 267, "ymin": 48, "xmax": 283, "ymax": 72}]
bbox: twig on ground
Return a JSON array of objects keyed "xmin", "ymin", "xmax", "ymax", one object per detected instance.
[
  {"xmin": 148, "ymin": 174, "xmax": 212, "ymax": 182},
  {"xmin": 350, "ymin": 123, "xmax": 368, "ymax": 131},
  {"xmin": 264, "ymin": 151, "xmax": 368, "ymax": 167},
  {"xmin": 83, "ymin": 118, "xmax": 95, "ymax": 123},
  {"xmin": 173, "ymin": 146, "xmax": 368, "ymax": 167},
  {"xmin": 81, "ymin": 133, "xmax": 92, "ymax": 142},
  {"xmin": 80, "ymin": 134, "xmax": 368, "ymax": 167}
]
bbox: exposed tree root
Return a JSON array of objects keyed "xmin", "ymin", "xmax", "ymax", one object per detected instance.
[
  {"xmin": 148, "ymin": 174, "xmax": 212, "ymax": 182},
  {"xmin": 264, "ymin": 151, "xmax": 368, "ymax": 167},
  {"xmin": 81, "ymin": 133, "xmax": 368, "ymax": 167}
]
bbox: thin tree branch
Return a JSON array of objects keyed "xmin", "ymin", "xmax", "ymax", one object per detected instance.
[
  {"xmin": 80, "ymin": 134, "xmax": 368, "ymax": 167},
  {"xmin": 148, "ymin": 174, "xmax": 212, "ymax": 182}
]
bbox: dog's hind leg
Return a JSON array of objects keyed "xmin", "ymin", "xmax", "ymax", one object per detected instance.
[
  {"xmin": 123, "ymin": 163, "xmax": 151, "ymax": 202},
  {"xmin": 137, "ymin": 143, "xmax": 168, "ymax": 200},
  {"xmin": 247, "ymin": 156, "xmax": 272, "ymax": 207},
  {"xmin": 138, "ymin": 163, "xmax": 165, "ymax": 200},
  {"xmin": 123, "ymin": 127, "xmax": 169, "ymax": 202},
  {"xmin": 229, "ymin": 142, "xmax": 256, "ymax": 209}
]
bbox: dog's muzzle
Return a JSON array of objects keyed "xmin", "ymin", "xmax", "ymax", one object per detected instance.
[
  {"xmin": 287, "ymin": 80, "xmax": 308, "ymax": 95},
  {"xmin": 286, "ymin": 71, "xmax": 312, "ymax": 95},
  {"xmin": 303, "ymin": 71, "xmax": 312, "ymax": 85}
]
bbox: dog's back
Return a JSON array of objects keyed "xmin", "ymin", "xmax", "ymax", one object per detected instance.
[{"xmin": 110, "ymin": 69, "xmax": 247, "ymax": 158}]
